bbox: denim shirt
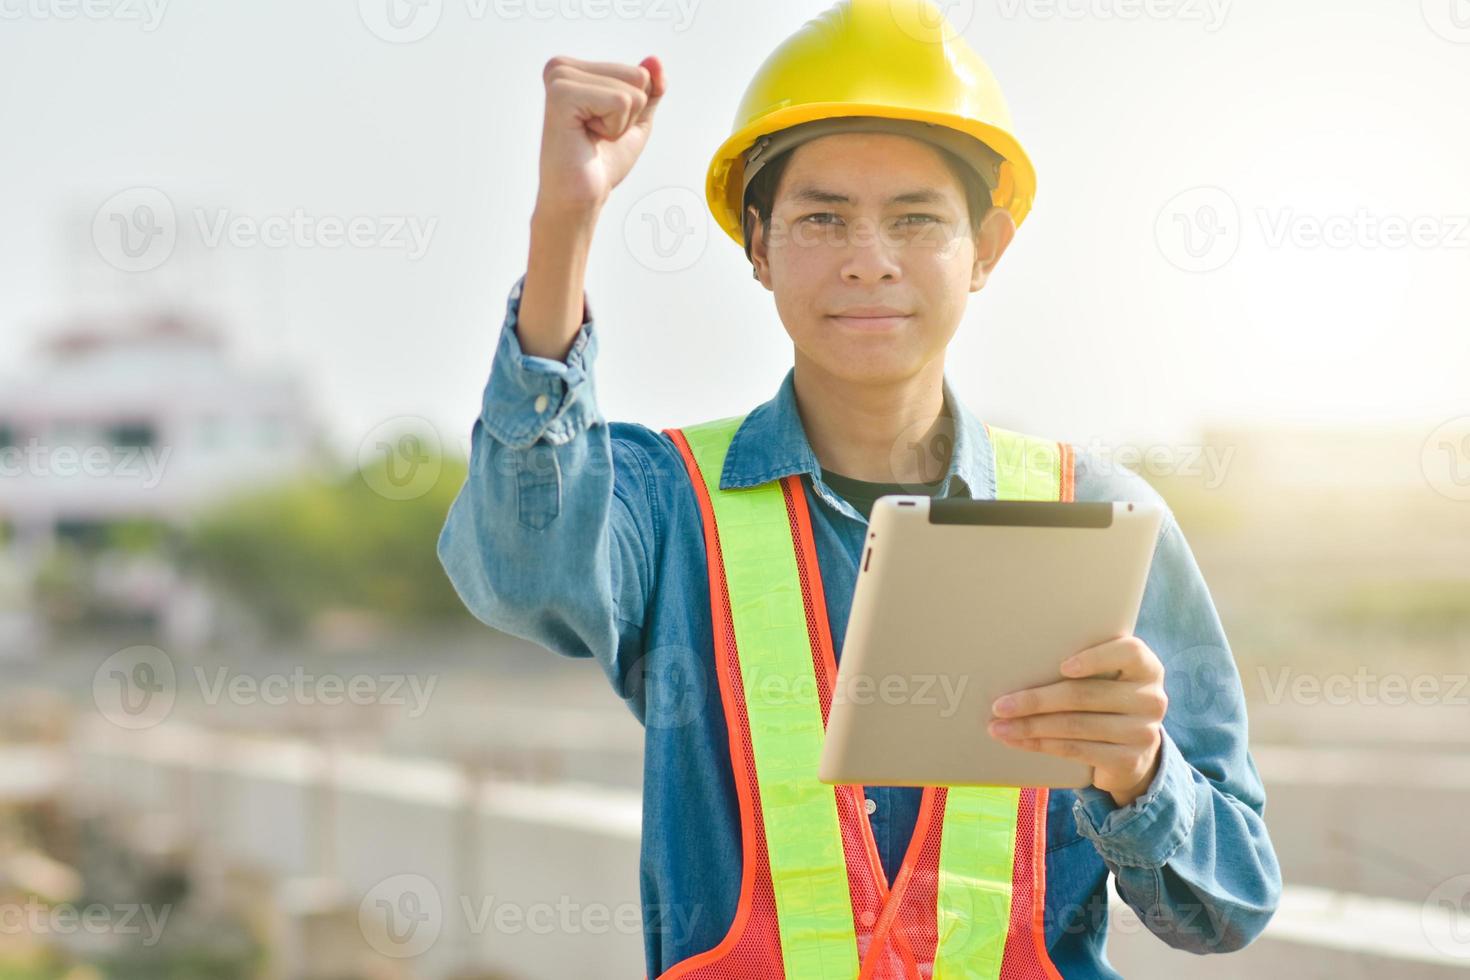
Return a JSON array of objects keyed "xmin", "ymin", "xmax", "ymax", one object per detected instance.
[{"xmin": 437, "ymin": 274, "xmax": 1282, "ymax": 979}]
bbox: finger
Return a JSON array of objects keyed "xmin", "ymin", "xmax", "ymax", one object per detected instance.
[
  {"xmin": 995, "ymin": 736, "xmax": 1136, "ymax": 772},
  {"xmin": 988, "ymin": 711, "xmax": 1157, "ymax": 746},
  {"xmin": 543, "ymin": 55, "xmax": 652, "ymax": 90},
  {"xmin": 634, "ymin": 55, "xmax": 665, "ymax": 126},
  {"xmin": 548, "ymin": 64, "xmax": 648, "ymax": 106},
  {"xmin": 549, "ymin": 57, "xmax": 664, "ymax": 129},
  {"xmin": 991, "ymin": 678, "xmax": 1137, "ymax": 718},
  {"xmin": 547, "ymin": 76, "xmax": 642, "ymax": 140},
  {"xmin": 548, "ymin": 62, "xmax": 650, "ymax": 101},
  {"xmin": 1061, "ymin": 635, "xmax": 1161, "ymax": 683},
  {"xmin": 544, "ymin": 62, "xmax": 651, "ymax": 137}
]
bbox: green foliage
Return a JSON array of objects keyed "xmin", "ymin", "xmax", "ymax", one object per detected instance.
[
  {"xmin": 1326, "ymin": 578, "xmax": 1470, "ymax": 637},
  {"xmin": 97, "ymin": 939, "xmax": 264, "ymax": 980},
  {"xmin": 185, "ymin": 451, "xmax": 473, "ymax": 635},
  {"xmin": 0, "ymin": 951, "xmax": 68, "ymax": 980},
  {"xmin": 104, "ymin": 518, "xmax": 172, "ymax": 554}
]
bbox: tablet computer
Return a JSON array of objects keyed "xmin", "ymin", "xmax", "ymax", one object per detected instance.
[{"xmin": 818, "ymin": 496, "xmax": 1164, "ymax": 789}]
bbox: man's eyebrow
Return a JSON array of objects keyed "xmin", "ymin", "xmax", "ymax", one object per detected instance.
[{"xmin": 785, "ymin": 186, "xmax": 951, "ymax": 206}]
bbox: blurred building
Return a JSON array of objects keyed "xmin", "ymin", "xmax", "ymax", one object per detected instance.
[{"xmin": 0, "ymin": 309, "xmax": 326, "ymax": 647}]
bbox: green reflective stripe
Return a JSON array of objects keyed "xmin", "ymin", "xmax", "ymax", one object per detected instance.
[
  {"xmin": 935, "ymin": 425, "xmax": 1062, "ymax": 979},
  {"xmin": 934, "ymin": 786, "xmax": 1021, "ymax": 980},
  {"xmin": 988, "ymin": 424, "xmax": 1061, "ymax": 502},
  {"xmin": 682, "ymin": 416, "xmax": 860, "ymax": 980}
]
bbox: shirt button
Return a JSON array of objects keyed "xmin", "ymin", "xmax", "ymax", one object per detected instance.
[
  {"xmin": 864, "ymin": 797, "xmax": 877, "ymax": 815},
  {"xmin": 533, "ymin": 393, "xmax": 549, "ymax": 413},
  {"xmin": 859, "ymin": 909, "xmax": 877, "ymax": 928}
]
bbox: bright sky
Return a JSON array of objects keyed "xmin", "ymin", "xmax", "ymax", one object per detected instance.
[{"xmin": 1, "ymin": 0, "xmax": 1467, "ymax": 460}]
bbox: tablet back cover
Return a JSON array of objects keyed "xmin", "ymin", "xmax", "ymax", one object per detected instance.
[{"xmin": 819, "ymin": 498, "xmax": 1162, "ymax": 788}]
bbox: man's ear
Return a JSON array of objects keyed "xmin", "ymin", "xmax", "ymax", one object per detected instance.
[
  {"xmin": 970, "ymin": 206, "xmax": 1017, "ymax": 291},
  {"xmin": 748, "ymin": 204, "xmax": 772, "ymax": 289}
]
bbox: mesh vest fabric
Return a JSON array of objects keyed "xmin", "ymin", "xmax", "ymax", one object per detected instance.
[{"xmin": 654, "ymin": 416, "xmax": 1071, "ymax": 980}]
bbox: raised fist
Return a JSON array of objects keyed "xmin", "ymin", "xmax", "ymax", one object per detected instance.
[{"xmin": 537, "ymin": 55, "xmax": 666, "ymax": 215}]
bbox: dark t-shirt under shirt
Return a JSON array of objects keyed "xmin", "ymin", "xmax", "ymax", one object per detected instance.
[{"xmin": 819, "ymin": 467, "xmax": 947, "ymax": 520}]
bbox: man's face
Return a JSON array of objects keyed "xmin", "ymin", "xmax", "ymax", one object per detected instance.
[{"xmin": 749, "ymin": 132, "xmax": 1015, "ymax": 385}]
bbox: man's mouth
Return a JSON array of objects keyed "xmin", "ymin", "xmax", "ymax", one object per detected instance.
[{"xmin": 828, "ymin": 310, "xmax": 913, "ymax": 331}]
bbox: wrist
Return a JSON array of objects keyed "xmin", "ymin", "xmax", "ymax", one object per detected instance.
[
  {"xmin": 531, "ymin": 195, "xmax": 603, "ymax": 238},
  {"xmin": 1107, "ymin": 748, "xmax": 1162, "ymax": 808}
]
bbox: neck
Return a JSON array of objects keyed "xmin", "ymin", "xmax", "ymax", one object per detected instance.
[{"xmin": 791, "ymin": 353, "xmax": 952, "ymax": 484}]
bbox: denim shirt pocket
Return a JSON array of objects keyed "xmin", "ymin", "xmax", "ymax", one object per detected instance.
[{"xmin": 516, "ymin": 442, "xmax": 562, "ymax": 530}]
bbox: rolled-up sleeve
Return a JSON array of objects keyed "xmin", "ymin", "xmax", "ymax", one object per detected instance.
[
  {"xmin": 436, "ymin": 274, "xmax": 659, "ymax": 721},
  {"xmin": 480, "ymin": 274, "xmax": 602, "ymax": 450},
  {"xmin": 1072, "ymin": 510, "xmax": 1282, "ymax": 954}
]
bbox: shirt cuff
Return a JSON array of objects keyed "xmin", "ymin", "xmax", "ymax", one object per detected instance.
[
  {"xmin": 480, "ymin": 273, "xmax": 602, "ymax": 450},
  {"xmin": 1072, "ymin": 727, "xmax": 1196, "ymax": 869}
]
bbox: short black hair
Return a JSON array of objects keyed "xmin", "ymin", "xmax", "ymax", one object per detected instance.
[{"xmin": 741, "ymin": 140, "xmax": 993, "ymax": 264}]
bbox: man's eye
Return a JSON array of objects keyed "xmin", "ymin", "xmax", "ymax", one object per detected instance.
[
  {"xmin": 802, "ymin": 212, "xmax": 840, "ymax": 224},
  {"xmin": 897, "ymin": 213, "xmax": 940, "ymax": 225}
]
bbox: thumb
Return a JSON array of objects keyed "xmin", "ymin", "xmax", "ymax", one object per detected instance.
[{"xmin": 634, "ymin": 55, "xmax": 666, "ymax": 127}]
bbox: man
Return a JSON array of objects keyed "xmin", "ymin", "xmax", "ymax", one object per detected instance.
[{"xmin": 437, "ymin": 1, "xmax": 1280, "ymax": 976}]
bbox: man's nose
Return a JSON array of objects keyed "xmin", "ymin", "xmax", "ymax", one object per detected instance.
[{"xmin": 839, "ymin": 218, "xmax": 902, "ymax": 283}]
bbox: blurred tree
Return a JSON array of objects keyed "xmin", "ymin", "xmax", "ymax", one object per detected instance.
[{"xmin": 184, "ymin": 453, "xmax": 473, "ymax": 636}]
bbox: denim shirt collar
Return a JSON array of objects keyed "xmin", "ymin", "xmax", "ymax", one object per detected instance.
[{"xmin": 718, "ymin": 367, "xmax": 998, "ymax": 507}]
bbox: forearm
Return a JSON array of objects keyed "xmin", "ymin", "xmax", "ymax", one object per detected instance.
[
  {"xmin": 1062, "ymin": 499, "xmax": 1282, "ymax": 953},
  {"xmin": 518, "ymin": 200, "xmax": 601, "ymax": 361}
]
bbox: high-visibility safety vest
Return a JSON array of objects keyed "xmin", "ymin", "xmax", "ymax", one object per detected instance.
[{"xmin": 654, "ymin": 414, "xmax": 1073, "ymax": 980}]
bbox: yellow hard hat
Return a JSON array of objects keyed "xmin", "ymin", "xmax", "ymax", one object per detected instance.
[{"xmin": 706, "ymin": 0, "xmax": 1037, "ymax": 249}]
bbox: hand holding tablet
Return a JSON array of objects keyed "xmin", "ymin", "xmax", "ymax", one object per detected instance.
[
  {"xmin": 987, "ymin": 636, "xmax": 1169, "ymax": 808},
  {"xmin": 818, "ymin": 497, "xmax": 1165, "ymax": 790}
]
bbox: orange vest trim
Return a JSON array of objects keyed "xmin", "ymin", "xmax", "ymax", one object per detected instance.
[{"xmin": 649, "ymin": 423, "xmax": 1072, "ymax": 980}]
